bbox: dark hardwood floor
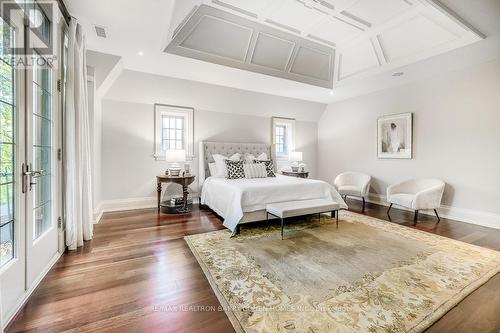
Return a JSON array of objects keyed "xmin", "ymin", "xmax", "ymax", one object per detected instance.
[{"xmin": 6, "ymin": 200, "xmax": 500, "ymax": 333}]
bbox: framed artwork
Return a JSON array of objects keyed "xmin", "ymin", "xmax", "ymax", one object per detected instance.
[{"xmin": 377, "ymin": 113, "xmax": 413, "ymax": 159}]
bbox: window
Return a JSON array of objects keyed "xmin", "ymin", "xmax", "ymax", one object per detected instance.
[
  {"xmin": 162, "ymin": 116, "xmax": 184, "ymax": 150},
  {"xmin": 272, "ymin": 117, "xmax": 295, "ymax": 159},
  {"xmin": 275, "ymin": 125, "xmax": 287, "ymax": 155},
  {"xmin": 154, "ymin": 104, "xmax": 194, "ymax": 160}
]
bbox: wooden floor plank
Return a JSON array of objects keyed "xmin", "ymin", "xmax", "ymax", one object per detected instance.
[{"xmin": 6, "ymin": 201, "xmax": 500, "ymax": 333}]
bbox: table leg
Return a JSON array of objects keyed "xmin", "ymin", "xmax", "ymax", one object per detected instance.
[
  {"xmin": 281, "ymin": 218, "xmax": 284, "ymax": 240},
  {"xmin": 182, "ymin": 185, "xmax": 189, "ymax": 212},
  {"xmin": 157, "ymin": 182, "xmax": 162, "ymax": 214}
]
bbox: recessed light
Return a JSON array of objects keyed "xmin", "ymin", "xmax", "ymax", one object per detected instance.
[
  {"xmin": 329, "ymin": 90, "xmax": 334, "ymax": 95},
  {"xmin": 392, "ymin": 72, "xmax": 404, "ymax": 77},
  {"xmin": 138, "ymin": 51, "xmax": 144, "ymax": 56}
]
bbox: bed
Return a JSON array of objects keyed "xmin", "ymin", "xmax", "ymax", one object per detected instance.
[{"xmin": 199, "ymin": 141, "xmax": 348, "ymax": 232}]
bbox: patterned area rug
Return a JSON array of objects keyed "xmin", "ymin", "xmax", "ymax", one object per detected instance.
[{"xmin": 185, "ymin": 211, "xmax": 500, "ymax": 333}]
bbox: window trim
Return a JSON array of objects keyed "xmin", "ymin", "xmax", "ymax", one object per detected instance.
[
  {"xmin": 271, "ymin": 117, "xmax": 295, "ymax": 160},
  {"xmin": 154, "ymin": 104, "xmax": 194, "ymax": 161}
]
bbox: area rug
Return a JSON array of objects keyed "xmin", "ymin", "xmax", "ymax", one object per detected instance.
[{"xmin": 184, "ymin": 211, "xmax": 500, "ymax": 333}]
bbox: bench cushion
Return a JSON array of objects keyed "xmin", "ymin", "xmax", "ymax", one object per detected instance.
[{"xmin": 267, "ymin": 199, "xmax": 340, "ymax": 219}]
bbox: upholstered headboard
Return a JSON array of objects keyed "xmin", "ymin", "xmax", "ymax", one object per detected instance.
[{"xmin": 199, "ymin": 141, "xmax": 271, "ymax": 186}]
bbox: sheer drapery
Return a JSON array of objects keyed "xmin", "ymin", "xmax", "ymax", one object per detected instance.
[{"xmin": 64, "ymin": 20, "xmax": 93, "ymax": 250}]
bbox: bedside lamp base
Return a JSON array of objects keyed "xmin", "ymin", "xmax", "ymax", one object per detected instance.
[{"xmin": 167, "ymin": 168, "xmax": 182, "ymax": 177}]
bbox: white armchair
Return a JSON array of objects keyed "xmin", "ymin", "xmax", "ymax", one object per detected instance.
[
  {"xmin": 334, "ymin": 172, "xmax": 372, "ymax": 212},
  {"xmin": 386, "ymin": 179, "xmax": 445, "ymax": 222}
]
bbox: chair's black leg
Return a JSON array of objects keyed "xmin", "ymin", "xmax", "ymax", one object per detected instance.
[
  {"xmin": 387, "ymin": 204, "xmax": 393, "ymax": 216},
  {"xmin": 414, "ymin": 210, "xmax": 419, "ymax": 222},
  {"xmin": 266, "ymin": 212, "xmax": 270, "ymax": 230},
  {"xmin": 434, "ymin": 209, "xmax": 441, "ymax": 223},
  {"xmin": 336, "ymin": 210, "xmax": 339, "ymax": 228},
  {"xmin": 281, "ymin": 218, "xmax": 284, "ymax": 240},
  {"xmin": 332, "ymin": 211, "xmax": 336, "ymax": 218},
  {"xmin": 362, "ymin": 197, "xmax": 366, "ymax": 213}
]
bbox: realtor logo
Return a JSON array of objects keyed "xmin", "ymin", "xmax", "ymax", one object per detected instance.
[{"xmin": 2, "ymin": 0, "xmax": 56, "ymax": 67}]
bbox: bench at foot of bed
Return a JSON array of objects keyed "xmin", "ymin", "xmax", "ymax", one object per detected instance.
[{"xmin": 266, "ymin": 199, "xmax": 340, "ymax": 240}]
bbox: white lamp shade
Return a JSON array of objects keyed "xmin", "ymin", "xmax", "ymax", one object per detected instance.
[
  {"xmin": 165, "ymin": 150, "xmax": 186, "ymax": 163},
  {"xmin": 289, "ymin": 151, "xmax": 303, "ymax": 162}
]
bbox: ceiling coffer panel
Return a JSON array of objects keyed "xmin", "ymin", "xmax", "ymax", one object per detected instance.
[
  {"xmin": 251, "ymin": 33, "xmax": 295, "ymax": 71},
  {"xmin": 291, "ymin": 46, "xmax": 331, "ymax": 81},
  {"xmin": 165, "ymin": 5, "xmax": 335, "ymax": 89},
  {"xmin": 180, "ymin": 16, "xmax": 253, "ymax": 62}
]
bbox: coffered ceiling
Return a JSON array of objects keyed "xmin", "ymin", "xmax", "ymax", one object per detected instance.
[
  {"xmin": 67, "ymin": 0, "xmax": 500, "ymax": 104},
  {"xmin": 166, "ymin": 0, "xmax": 483, "ymax": 88}
]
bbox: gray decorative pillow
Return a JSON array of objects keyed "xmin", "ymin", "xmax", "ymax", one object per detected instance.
[
  {"xmin": 254, "ymin": 160, "xmax": 276, "ymax": 177},
  {"xmin": 225, "ymin": 160, "xmax": 245, "ymax": 179}
]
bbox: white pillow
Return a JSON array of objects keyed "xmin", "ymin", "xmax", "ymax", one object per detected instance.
[
  {"xmin": 243, "ymin": 163, "xmax": 267, "ymax": 179},
  {"xmin": 256, "ymin": 153, "xmax": 268, "ymax": 161},
  {"xmin": 208, "ymin": 163, "xmax": 218, "ymax": 177},
  {"xmin": 212, "ymin": 153, "xmax": 241, "ymax": 177},
  {"xmin": 244, "ymin": 152, "xmax": 268, "ymax": 163}
]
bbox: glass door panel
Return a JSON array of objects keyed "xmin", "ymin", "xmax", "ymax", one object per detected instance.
[
  {"xmin": 0, "ymin": 20, "xmax": 16, "ymax": 269},
  {"xmin": 31, "ymin": 57, "xmax": 53, "ymax": 240}
]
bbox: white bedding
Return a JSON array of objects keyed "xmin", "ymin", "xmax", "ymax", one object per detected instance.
[{"xmin": 201, "ymin": 175, "xmax": 348, "ymax": 232}]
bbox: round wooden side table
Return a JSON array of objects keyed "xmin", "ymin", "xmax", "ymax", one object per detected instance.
[
  {"xmin": 156, "ymin": 175, "xmax": 196, "ymax": 214},
  {"xmin": 281, "ymin": 171, "xmax": 309, "ymax": 179}
]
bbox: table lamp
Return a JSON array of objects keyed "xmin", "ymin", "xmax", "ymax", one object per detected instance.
[
  {"xmin": 289, "ymin": 151, "xmax": 303, "ymax": 172},
  {"xmin": 165, "ymin": 150, "xmax": 186, "ymax": 176}
]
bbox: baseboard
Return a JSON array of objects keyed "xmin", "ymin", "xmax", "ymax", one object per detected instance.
[
  {"xmin": 94, "ymin": 196, "xmax": 201, "ymax": 221},
  {"xmin": 3, "ymin": 252, "xmax": 62, "ymax": 330},
  {"xmin": 93, "ymin": 210, "xmax": 104, "ymax": 224},
  {"xmin": 93, "ymin": 201, "xmax": 104, "ymax": 224},
  {"xmin": 351, "ymin": 194, "xmax": 500, "ymax": 230},
  {"xmin": 99, "ymin": 197, "xmax": 158, "ymax": 214}
]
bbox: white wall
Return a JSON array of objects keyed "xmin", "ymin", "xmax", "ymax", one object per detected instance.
[
  {"xmin": 318, "ymin": 58, "xmax": 500, "ymax": 227},
  {"xmin": 98, "ymin": 71, "xmax": 322, "ymax": 209},
  {"xmin": 105, "ymin": 70, "xmax": 327, "ymax": 122}
]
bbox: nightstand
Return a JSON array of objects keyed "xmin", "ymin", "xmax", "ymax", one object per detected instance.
[
  {"xmin": 281, "ymin": 171, "xmax": 309, "ymax": 179},
  {"xmin": 157, "ymin": 175, "xmax": 196, "ymax": 214}
]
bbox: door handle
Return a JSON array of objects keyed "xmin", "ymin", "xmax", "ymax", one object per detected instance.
[
  {"xmin": 28, "ymin": 170, "xmax": 44, "ymax": 190},
  {"xmin": 22, "ymin": 164, "xmax": 45, "ymax": 192},
  {"xmin": 26, "ymin": 170, "xmax": 44, "ymax": 178}
]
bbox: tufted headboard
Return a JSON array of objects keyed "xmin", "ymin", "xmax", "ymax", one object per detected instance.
[{"xmin": 199, "ymin": 141, "xmax": 271, "ymax": 186}]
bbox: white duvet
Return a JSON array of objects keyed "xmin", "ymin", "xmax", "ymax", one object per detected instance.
[{"xmin": 201, "ymin": 175, "xmax": 348, "ymax": 232}]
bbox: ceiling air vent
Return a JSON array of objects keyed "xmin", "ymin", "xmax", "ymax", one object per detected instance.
[{"xmin": 94, "ymin": 25, "xmax": 107, "ymax": 38}]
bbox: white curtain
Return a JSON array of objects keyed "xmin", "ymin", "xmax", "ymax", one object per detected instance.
[{"xmin": 64, "ymin": 20, "xmax": 93, "ymax": 250}]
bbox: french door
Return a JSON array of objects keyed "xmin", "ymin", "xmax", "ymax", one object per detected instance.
[
  {"xmin": 0, "ymin": 4, "xmax": 62, "ymax": 326},
  {"xmin": 24, "ymin": 49, "xmax": 59, "ymax": 287},
  {"xmin": 0, "ymin": 9, "xmax": 27, "ymax": 325}
]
